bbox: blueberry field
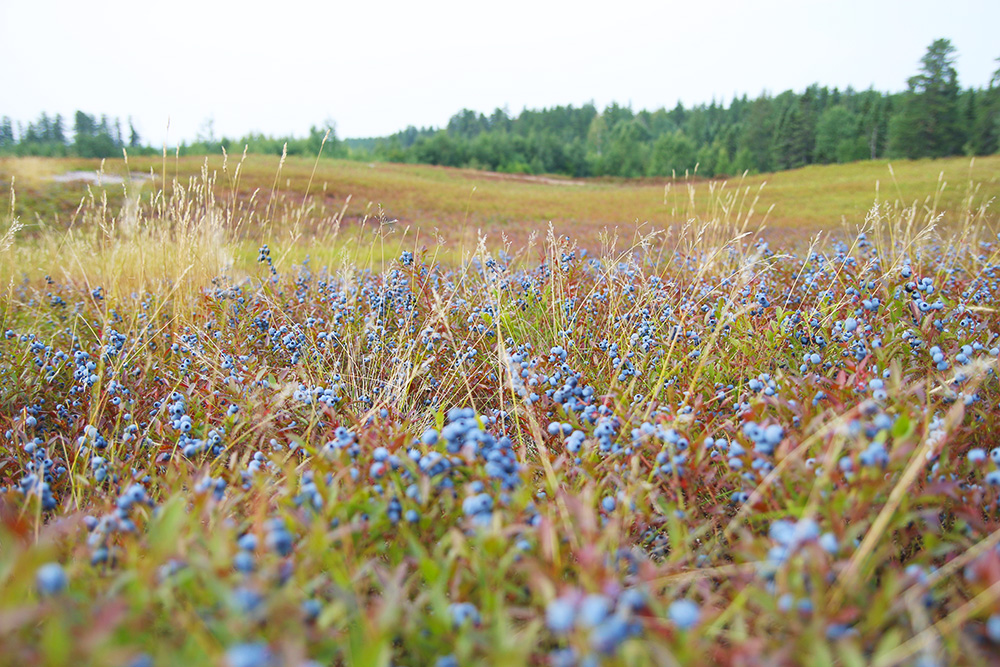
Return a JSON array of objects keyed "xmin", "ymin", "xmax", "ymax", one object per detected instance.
[{"xmin": 2, "ymin": 156, "xmax": 1000, "ymax": 666}]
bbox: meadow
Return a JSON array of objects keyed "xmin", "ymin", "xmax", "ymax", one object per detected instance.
[
  {"xmin": 3, "ymin": 153, "xmax": 999, "ymax": 261},
  {"xmin": 1, "ymin": 153, "xmax": 1000, "ymax": 666}
]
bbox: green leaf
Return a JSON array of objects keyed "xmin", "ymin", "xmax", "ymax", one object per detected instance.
[
  {"xmin": 892, "ymin": 414, "xmax": 913, "ymax": 439},
  {"xmin": 148, "ymin": 495, "xmax": 186, "ymax": 560},
  {"xmin": 42, "ymin": 616, "xmax": 72, "ymax": 665}
]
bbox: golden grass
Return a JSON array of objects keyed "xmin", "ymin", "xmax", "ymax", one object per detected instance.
[
  {"xmin": 5, "ymin": 154, "xmax": 998, "ymax": 242},
  {"xmin": 0, "ymin": 153, "xmax": 996, "ymax": 292}
]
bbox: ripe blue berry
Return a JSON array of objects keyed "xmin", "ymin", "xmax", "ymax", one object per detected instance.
[
  {"xmin": 668, "ymin": 599, "xmax": 700, "ymax": 629},
  {"xmin": 225, "ymin": 643, "xmax": 273, "ymax": 667},
  {"xmin": 36, "ymin": 562, "xmax": 67, "ymax": 596},
  {"xmin": 546, "ymin": 598, "xmax": 576, "ymax": 634}
]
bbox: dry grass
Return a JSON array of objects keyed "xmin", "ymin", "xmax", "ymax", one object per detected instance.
[
  {"xmin": 2, "ymin": 153, "xmax": 997, "ymax": 255},
  {"xmin": 0, "ymin": 152, "xmax": 995, "ymax": 310}
]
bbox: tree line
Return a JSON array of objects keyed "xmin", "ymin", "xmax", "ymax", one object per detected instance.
[
  {"xmin": 0, "ymin": 111, "xmax": 143, "ymax": 158},
  {"xmin": 0, "ymin": 111, "xmax": 347, "ymax": 161},
  {"xmin": 3, "ymin": 39, "xmax": 998, "ymax": 177},
  {"xmin": 362, "ymin": 39, "xmax": 999, "ymax": 177}
]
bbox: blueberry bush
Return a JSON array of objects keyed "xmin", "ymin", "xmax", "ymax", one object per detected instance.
[{"xmin": 2, "ymin": 169, "xmax": 1000, "ymax": 666}]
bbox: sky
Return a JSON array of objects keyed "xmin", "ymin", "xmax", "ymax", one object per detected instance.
[{"xmin": 2, "ymin": 0, "xmax": 998, "ymax": 146}]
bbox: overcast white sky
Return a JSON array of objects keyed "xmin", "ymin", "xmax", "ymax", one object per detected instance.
[{"xmin": 2, "ymin": 0, "xmax": 998, "ymax": 146}]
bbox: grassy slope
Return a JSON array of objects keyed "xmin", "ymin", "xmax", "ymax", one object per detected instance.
[{"xmin": 3, "ymin": 154, "xmax": 998, "ymax": 251}]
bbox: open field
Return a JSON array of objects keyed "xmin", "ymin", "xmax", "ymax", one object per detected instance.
[
  {"xmin": 3, "ymin": 153, "xmax": 999, "ymax": 255},
  {"xmin": 2, "ymin": 155, "xmax": 1000, "ymax": 664}
]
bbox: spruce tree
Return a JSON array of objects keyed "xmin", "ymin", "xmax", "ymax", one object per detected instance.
[
  {"xmin": 0, "ymin": 117, "xmax": 14, "ymax": 151},
  {"xmin": 890, "ymin": 39, "xmax": 964, "ymax": 158}
]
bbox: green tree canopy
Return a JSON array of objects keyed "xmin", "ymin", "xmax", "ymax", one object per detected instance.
[
  {"xmin": 890, "ymin": 38, "xmax": 964, "ymax": 158},
  {"xmin": 648, "ymin": 131, "xmax": 697, "ymax": 177}
]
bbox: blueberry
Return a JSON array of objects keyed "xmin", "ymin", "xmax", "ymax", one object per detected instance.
[
  {"xmin": 819, "ymin": 532, "xmax": 839, "ymax": 554},
  {"xmin": 266, "ymin": 529, "xmax": 294, "ymax": 556},
  {"xmin": 601, "ymin": 496, "xmax": 616, "ymax": 512},
  {"xmin": 233, "ymin": 551, "xmax": 255, "ymax": 573},
  {"xmin": 550, "ymin": 649, "xmax": 578, "ymax": 667},
  {"xmin": 546, "ymin": 598, "xmax": 576, "ymax": 634},
  {"xmin": 987, "ymin": 614, "xmax": 1000, "ymax": 643},
  {"xmin": 449, "ymin": 602, "xmax": 481, "ymax": 628},
  {"xmin": 232, "ymin": 587, "xmax": 264, "ymax": 615},
  {"xmin": 225, "ymin": 643, "xmax": 273, "ymax": 667},
  {"xmin": 826, "ymin": 623, "xmax": 856, "ymax": 640},
  {"xmin": 669, "ymin": 599, "xmax": 700, "ymax": 629},
  {"xmin": 769, "ymin": 520, "xmax": 796, "ymax": 546},
  {"xmin": 968, "ymin": 449, "xmax": 987, "ymax": 464},
  {"xmin": 590, "ymin": 615, "xmax": 631, "ymax": 654},
  {"xmin": 462, "ymin": 493, "xmax": 493, "ymax": 518},
  {"xmin": 302, "ymin": 598, "xmax": 322, "ymax": 622},
  {"xmin": 237, "ymin": 533, "xmax": 258, "ymax": 552},
  {"xmin": 36, "ymin": 562, "xmax": 67, "ymax": 596},
  {"xmin": 618, "ymin": 588, "xmax": 646, "ymax": 612},
  {"xmin": 578, "ymin": 594, "xmax": 610, "ymax": 627},
  {"xmin": 794, "ymin": 518, "xmax": 820, "ymax": 542},
  {"xmin": 126, "ymin": 654, "xmax": 154, "ymax": 667}
]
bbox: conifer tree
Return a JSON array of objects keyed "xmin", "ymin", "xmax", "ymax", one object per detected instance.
[{"xmin": 890, "ymin": 39, "xmax": 964, "ymax": 158}]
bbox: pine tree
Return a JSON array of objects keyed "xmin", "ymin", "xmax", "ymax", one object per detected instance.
[
  {"xmin": 128, "ymin": 118, "xmax": 141, "ymax": 149},
  {"xmin": 889, "ymin": 39, "xmax": 964, "ymax": 158},
  {"xmin": 969, "ymin": 57, "xmax": 1000, "ymax": 154},
  {"xmin": 814, "ymin": 106, "xmax": 857, "ymax": 163},
  {"xmin": 772, "ymin": 93, "xmax": 815, "ymax": 170},
  {"xmin": 0, "ymin": 117, "xmax": 14, "ymax": 151},
  {"xmin": 740, "ymin": 96, "xmax": 776, "ymax": 173},
  {"xmin": 74, "ymin": 111, "xmax": 96, "ymax": 140},
  {"xmin": 52, "ymin": 115, "xmax": 66, "ymax": 146},
  {"xmin": 857, "ymin": 91, "xmax": 890, "ymax": 159},
  {"xmin": 993, "ymin": 58, "xmax": 1000, "ymax": 153}
]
